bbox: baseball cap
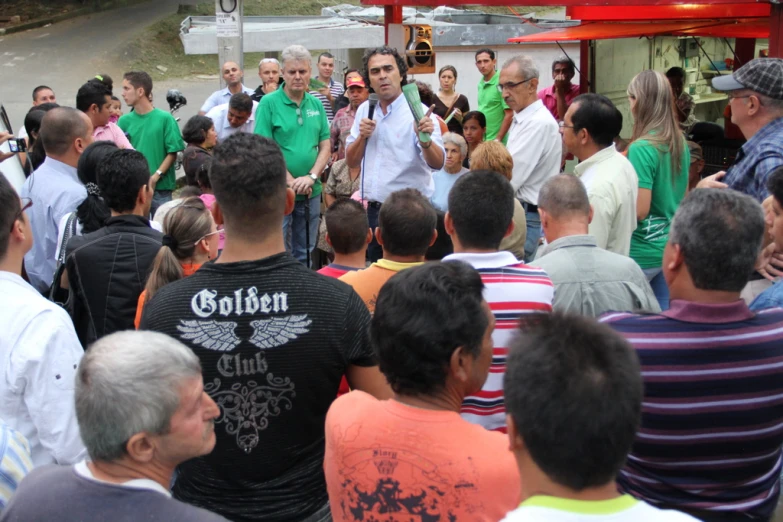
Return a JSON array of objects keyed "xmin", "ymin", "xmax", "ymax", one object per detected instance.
[
  {"xmin": 712, "ymin": 58, "xmax": 783, "ymax": 100},
  {"xmin": 346, "ymin": 77, "xmax": 366, "ymax": 88}
]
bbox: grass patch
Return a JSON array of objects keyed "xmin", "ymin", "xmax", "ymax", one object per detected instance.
[
  {"xmin": 1, "ymin": 0, "xmax": 149, "ymax": 26},
  {"xmin": 119, "ymin": 0, "xmax": 360, "ymax": 78}
]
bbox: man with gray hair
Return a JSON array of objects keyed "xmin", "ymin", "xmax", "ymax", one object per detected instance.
[
  {"xmin": 537, "ymin": 55, "xmax": 580, "ymax": 121},
  {"xmin": 702, "ymin": 58, "xmax": 783, "ymax": 201},
  {"xmin": 530, "ymin": 175, "xmax": 658, "ymax": 316},
  {"xmin": 254, "ymin": 44, "xmax": 331, "ymax": 266},
  {"xmin": 1, "ymin": 331, "xmax": 228, "ymax": 521},
  {"xmin": 602, "ymin": 189, "xmax": 783, "ymax": 521},
  {"xmin": 499, "ymin": 55, "xmax": 561, "ymax": 261}
]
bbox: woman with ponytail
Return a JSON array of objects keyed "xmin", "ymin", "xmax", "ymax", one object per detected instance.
[
  {"xmin": 55, "ymin": 141, "xmax": 116, "ymax": 261},
  {"xmin": 134, "ymin": 197, "xmax": 219, "ymax": 327},
  {"xmin": 626, "ymin": 70, "xmax": 689, "ymax": 311}
]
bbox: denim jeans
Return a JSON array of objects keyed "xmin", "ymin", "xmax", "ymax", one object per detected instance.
[
  {"xmin": 524, "ymin": 210, "xmax": 541, "ymax": 262},
  {"xmin": 151, "ymin": 190, "xmax": 173, "ymax": 220},
  {"xmin": 643, "ymin": 267, "xmax": 670, "ymax": 311},
  {"xmin": 284, "ymin": 195, "xmax": 321, "ymax": 266}
]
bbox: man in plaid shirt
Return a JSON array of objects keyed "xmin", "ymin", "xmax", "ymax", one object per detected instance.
[
  {"xmin": 330, "ymin": 76, "xmax": 369, "ymax": 161},
  {"xmin": 707, "ymin": 58, "xmax": 783, "ymax": 202}
]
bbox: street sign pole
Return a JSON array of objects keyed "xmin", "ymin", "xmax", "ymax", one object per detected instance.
[{"xmin": 215, "ymin": 0, "xmax": 244, "ymax": 88}]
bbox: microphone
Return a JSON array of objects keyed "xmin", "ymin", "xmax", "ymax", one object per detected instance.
[
  {"xmin": 362, "ymin": 94, "xmax": 380, "ymax": 205},
  {"xmin": 367, "ymin": 94, "xmax": 379, "ymax": 121}
]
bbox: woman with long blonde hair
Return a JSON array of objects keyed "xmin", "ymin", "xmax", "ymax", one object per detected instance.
[
  {"xmin": 134, "ymin": 197, "xmax": 219, "ymax": 327},
  {"xmin": 626, "ymin": 69, "xmax": 690, "ymax": 310}
]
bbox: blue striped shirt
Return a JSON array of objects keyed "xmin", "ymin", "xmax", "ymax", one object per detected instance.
[
  {"xmin": 601, "ymin": 300, "xmax": 783, "ymax": 519},
  {"xmin": 0, "ymin": 422, "xmax": 33, "ymax": 510}
]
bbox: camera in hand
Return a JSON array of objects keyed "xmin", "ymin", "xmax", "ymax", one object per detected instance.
[{"xmin": 8, "ymin": 138, "xmax": 26, "ymax": 153}]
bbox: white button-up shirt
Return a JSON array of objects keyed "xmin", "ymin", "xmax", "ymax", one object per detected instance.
[
  {"xmin": 199, "ymin": 84, "xmax": 254, "ymax": 114},
  {"xmin": 346, "ymin": 92, "xmax": 443, "ymax": 203},
  {"xmin": 574, "ymin": 145, "xmax": 639, "ymax": 256},
  {"xmin": 21, "ymin": 157, "xmax": 86, "ymax": 292},
  {"xmin": 205, "ymin": 101, "xmax": 259, "ymax": 142},
  {"xmin": 0, "ymin": 272, "xmax": 86, "ymax": 467},
  {"xmin": 74, "ymin": 461, "xmax": 171, "ymax": 497},
  {"xmin": 506, "ymin": 99, "xmax": 561, "ymax": 205}
]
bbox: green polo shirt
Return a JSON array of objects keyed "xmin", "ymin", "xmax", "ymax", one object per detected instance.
[
  {"xmin": 254, "ymin": 86, "xmax": 329, "ymax": 201},
  {"xmin": 477, "ymin": 71, "xmax": 510, "ymax": 143},
  {"xmin": 628, "ymin": 138, "xmax": 689, "ymax": 269},
  {"xmin": 117, "ymin": 108, "xmax": 184, "ymax": 191}
]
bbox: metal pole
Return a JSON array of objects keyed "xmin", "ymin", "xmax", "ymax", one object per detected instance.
[
  {"xmin": 215, "ymin": 0, "xmax": 244, "ymax": 88},
  {"xmin": 304, "ymin": 201, "xmax": 312, "ymax": 269}
]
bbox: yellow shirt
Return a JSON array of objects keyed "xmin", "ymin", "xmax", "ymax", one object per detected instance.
[{"xmin": 339, "ymin": 259, "xmax": 424, "ymax": 314}]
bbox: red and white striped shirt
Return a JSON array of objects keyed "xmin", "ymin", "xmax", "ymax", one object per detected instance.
[{"xmin": 443, "ymin": 251, "xmax": 554, "ymax": 432}]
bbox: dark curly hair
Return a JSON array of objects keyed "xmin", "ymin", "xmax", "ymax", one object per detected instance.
[
  {"xmin": 182, "ymin": 115, "xmax": 214, "ymax": 146},
  {"xmin": 371, "ymin": 261, "xmax": 488, "ymax": 396},
  {"xmin": 361, "ymin": 46, "xmax": 408, "ymax": 93},
  {"xmin": 76, "ymin": 141, "xmax": 116, "ymax": 233},
  {"xmin": 97, "ymin": 149, "xmax": 151, "ymax": 213}
]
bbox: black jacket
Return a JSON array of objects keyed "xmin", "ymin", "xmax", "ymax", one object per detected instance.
[{"xmin": 65, "ymin": 215, "xmax": 162, "ymax": 346}]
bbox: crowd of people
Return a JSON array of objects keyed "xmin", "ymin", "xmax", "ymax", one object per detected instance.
[{"xmin": 0, "ymin": 41, "xmax": 782, "ymax": 522}]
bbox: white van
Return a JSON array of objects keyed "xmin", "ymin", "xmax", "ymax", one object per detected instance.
[{"xmin": 0, "ymin": 105, "xmax": 27, "ymax": 193}]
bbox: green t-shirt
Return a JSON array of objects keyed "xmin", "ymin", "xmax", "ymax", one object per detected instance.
[
  {"xmin": 117, "ymin": 108, "xmax": 184, "ymax": 191},
  {"xmin": 477, "ymin": 71, "xmax": 510, "ymax": 143},
  {"xmin": 628, "ymin": 138, "xmax": 689, "ymax": 268},
  {"xmin": 254, "ymin": 87, "xmax": 330, "ymax": 201}
]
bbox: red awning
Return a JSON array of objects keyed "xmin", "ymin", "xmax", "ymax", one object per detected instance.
[
  {"xmin": 508, "ymin": 19, "xmax": 769, "ymax": 43},
  {"xmin": 675, "ymin": 19, "xmax": 770, "ymax": 38}
]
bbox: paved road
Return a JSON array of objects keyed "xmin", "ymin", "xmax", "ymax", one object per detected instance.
[{"xmin": 0, "ymin": 0, "xmax": 221, "ymax": 132}]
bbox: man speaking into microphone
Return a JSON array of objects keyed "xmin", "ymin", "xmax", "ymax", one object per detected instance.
[{"xmin": 346, "ymin": 46, "xmax": 444, "ymax": 262}]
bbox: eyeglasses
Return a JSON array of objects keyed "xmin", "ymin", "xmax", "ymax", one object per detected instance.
[
  {"xmin": 497, "ymin": 78, "xmax": 532, "ymax": 93},
  {"xmin": 195, "ymin": 229, "xmax": 220, "ymax": 245},
  {"xmin": 11, "ymin": 198, "xmax": 32, "ymax": 232},
  {"xmin": 727, "ymin": 92, "xmax": 752, "ymax": 101},
  {"xmin": 296, "ymin": 108, "xmax": 303, "ymax": 126},
  {"xmin": 558, "ymin": 121, "xmax": 575, "ymax": 130}
]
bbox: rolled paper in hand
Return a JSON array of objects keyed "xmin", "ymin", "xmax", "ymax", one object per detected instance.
[
  {"xmin": 309, "ymin": 78, "xmax": 327, "ymax": 91},
  {"xmin": 402, "ymin": 83, "xmax": 431, "ymax": 143},
  {"xmin": 443, "ymin": 111, "xmax": 455, "ymax": 124}
]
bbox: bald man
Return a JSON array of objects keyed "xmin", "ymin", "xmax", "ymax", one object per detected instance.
[
  {"xmin": 21, "ymin": 107, "xmax": 94, "ymax": 292},
  {"xmin": 199, "ymin": 61, "xmax": 255, "ymax": 115}
]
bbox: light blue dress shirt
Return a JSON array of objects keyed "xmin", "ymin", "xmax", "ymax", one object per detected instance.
[
  {"xmin": 346, "ymin": 93, "xmax": 443, "ymax": 203},
  {"xmin": 430, "ymin": 167, "xmax": 468, "ymax": 211},
  {"xmin": 199, "ymin": 84, "xmax": 255, "ymax": 114},
  {"xmin": 21, "ymin": 157, "xmax": 86, "ymax": 292}
]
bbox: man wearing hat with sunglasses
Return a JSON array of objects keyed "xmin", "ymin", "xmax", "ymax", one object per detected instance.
[
  {"xmin": 330, "ymin": 75, "xmax": 369, "ymax": 161},
  {"xmin": 703, "ymin": 58, "xmax": 783, "ymax": 202}
]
